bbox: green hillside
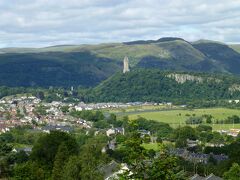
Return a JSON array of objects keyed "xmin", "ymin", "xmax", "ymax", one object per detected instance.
[
  {"xmin": 1, "ymin": 38, "xmax": 240, "ymax": 87},
  {"xmin": 90, "ymin": 69, "xmax": 240, "ymax": 102},
  {"xmin": 0, "ymin": 52, "xmax": 121, "ymax": 87}
]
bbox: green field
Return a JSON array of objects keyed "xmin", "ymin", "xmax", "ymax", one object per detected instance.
[
  {"xmin": 142, "ymin": 143, "xmax": 161, "ymax": 151},
  {"xmin": 126, "ymin": 108, "xmax": 240, "ymax": 130}
]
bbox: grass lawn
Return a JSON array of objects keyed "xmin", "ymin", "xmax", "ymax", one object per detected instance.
[
  {"xmin": 142, "ymin": 143, "xmax": 161, "ymax": 151},
  {"xmin": 8, "ymin": 143, "xmax": 33, "ymax": 148},
  {"xmin": 142, "ymin": 141, "xmax": 174, "ymax": 151},
  {"xmin": 126, "ymin": 108, "xmax": 240, "ymax": 130}
]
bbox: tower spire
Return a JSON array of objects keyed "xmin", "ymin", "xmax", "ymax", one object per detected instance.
[{"xmin": 123, "ymin": 56, "xmax": 130, "ymax": 73}]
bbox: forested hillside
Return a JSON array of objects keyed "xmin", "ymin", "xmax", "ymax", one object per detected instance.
[
  {"xmin": 89, "ymin": 69, "xmax": 240, "ymax": 102},
  {"xmin": 0, "ymin": 52, "xmax": 121, "ymax": 87}
]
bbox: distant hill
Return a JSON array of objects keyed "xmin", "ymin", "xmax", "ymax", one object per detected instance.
[
  {"xmin": 90, "ymin": 69, "xmax": 240, "ymax": 102},
  {"xmin": 0, "ymin": 52, "xmax": 121, "ymax": 87},
  {"xmin": 229, "ymin": 44, "xmax": 240, "ymax": 53},
  {"xmin": 0, "ymin": 37, "xmax": 240, "ymax": 87}
]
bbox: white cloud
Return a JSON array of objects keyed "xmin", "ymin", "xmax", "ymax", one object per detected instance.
[{"xmin": 0, "ymin": 0, "xmax": 240, "ymax": 47}]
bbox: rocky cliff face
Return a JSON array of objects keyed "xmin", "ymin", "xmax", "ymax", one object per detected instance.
[
  {"xmin": 229, "ymin": 84, "xmax": 240, "ymax": 92},
  {"xmin": 166, "ymin": 73, "xmax": 222, "ymax": 84},
  {"xmin": 166, "ymin": 73, "xmax": 204, "ymax": 84}
]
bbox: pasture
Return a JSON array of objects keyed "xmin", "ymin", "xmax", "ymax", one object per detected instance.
[{"xmin": 123, "ymin": 108, "xmax": 240, "ymax": 130}]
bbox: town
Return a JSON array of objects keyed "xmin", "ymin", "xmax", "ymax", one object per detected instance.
[
  {"xmin": 0, "ymin": 95, "xmax": 164, "ymax": 133},
  {"xmin": 1, "ymin": 94, "xmax": 240, "ymax": 179}
]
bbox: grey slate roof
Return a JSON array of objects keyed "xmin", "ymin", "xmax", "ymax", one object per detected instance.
[{"xmin": 190, "ymin": 174, "xmax": 205, "ymax": 180}]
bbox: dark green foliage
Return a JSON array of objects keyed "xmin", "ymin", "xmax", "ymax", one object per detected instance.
[
  {"xmin": 52, "ymin": 143, "xmax": 69, "ymax": 180},
  {"xmin": 116, "ymin": 134, "xmax": 127, "ymax": 144},
  {"xmin": 118, "ymin": 125, "xmax": 185, "ymax": 179},
  {"xmin": 31, "ymin": 131, "xmax": 78, "ymax": 169},
  {"xmin": 0, "ymin": 126, "xmax": 42, "ymax": 145},
  {"xmin": 144, "ymin": 155, "xmax": 182, "ymax": 180},
  {"xmin": 196, "ymin": 124, "xmax": 212, "ymax": 132},
  {"xmin": 224, "ymin": 163, "xmax": 240, "ymax": 180},
  {"xmin": 93, "ymin": 120, "xmax": 111, "ymax": 129},
  {"xmin": 0, "ymin": 132, "xmax": 14, "ymax": 143},
  {"xmin": 185, "ymin": 116, "xmax": 203, "ymax": 124},
  {"xmin": 224, "ymin": 115, "xmax": 240, "ymax": 124},
  {"xmin": 134, "ymin": 117, "xmax": 173, "ymax": 138},
  {"xmin": 121, "ymin": 132, "xmax": 146, "ymax": 164},
  {"xmin": 77, "ymin": 136, "xmax": 108, "ymax": 180},
  {"xmin": 202, "ymin": 114, "xmax": 213, "ymax": 124},
  {"xmin": 62, "ymin": 156, "xmax": 82, "ymax": 180},
  {"xmin": 0, "ymin": 52, "xmax": 121, "ymax": 87},
  {"xmin": 0, "ymin": 143, "xmax": 12, "ymax": 156},
  {"xmin": 172, "ymin": 126, "xmax": 198, "ymax": 148},
  {"xmin": 13, "ymin": 161, "xmax": 46, "ymax": 180},
  {"xmin": 13, "ymin": 151, "xmax": 29, "ymax": 164},
  {"xmin": 172, "ymin": 126, "xmax": 197, "ymax": 141},
  {"xmin": 175, "ymin": 138, "xmax": 187, "ymax": 148},
  {"xmin": 211, "ymin": 132, "xmax": 224, "ymax": 145},
  {"xmin": 208, "ymin": 154, "xmax": 217, "ymax": 165},
  {"xmin": 91, "ymin": 69, "xmax": 240, "ymax": 102},
  {"xmin": 1, "ymin": 69, "xmax": 240, "ymax": 104},
  {"xmin": 61, "ymin": 106, "xmax": 70, "ymax": 114},
  {"xmin": 193, "ymin": 42, "xmax": 240, "ymax": 74},
  {"xmin": 70, "ymin": 110, "xmax": 104, "ymax": 122},
  {"xmin": 0, "ymin": 86, "xmax": 30, "ymax": 99},
  {"xmin": 106, "ymin": 113, "xmax": 123, "ymax": 127}
]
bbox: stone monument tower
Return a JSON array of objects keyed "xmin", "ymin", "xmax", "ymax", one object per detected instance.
[{"xmin": 123, "ymin": 56, "xmax": 130, "ymax": 73}]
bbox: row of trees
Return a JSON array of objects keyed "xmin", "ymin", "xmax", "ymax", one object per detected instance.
[{"xmin": 185, "ymin": 115, "xmax": 240, "ymax": 125}]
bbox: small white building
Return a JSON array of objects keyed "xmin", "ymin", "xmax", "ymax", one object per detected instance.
[{"xmin": 106, "ymin": 128, "xmax": 115, "ymax": 136}]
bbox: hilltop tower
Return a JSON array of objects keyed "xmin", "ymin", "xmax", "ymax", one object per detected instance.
[{"xmin": 123, "ymin": 56, "xmax": 130, "ymax": 73}]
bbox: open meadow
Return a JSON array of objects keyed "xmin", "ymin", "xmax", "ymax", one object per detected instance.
[{"xmin": 117, "ymin": 107, "xmax": 240, "ymax": 130}]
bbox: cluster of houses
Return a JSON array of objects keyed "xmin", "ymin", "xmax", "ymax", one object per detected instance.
[
  {"xmin": 0, "ymin": 95, "xmax": 162, "ymax": 143},
  {"xmin": 228, "ymin": 99, "xmax": 240, "ymax": 104},
  {"xmin": 0, "ymin": 96, "xmax": 40, "ymax": 133},
  {"xmin": 170, "ymin": 148, "xmax": 228, "ymax": 164},
  {"xmin": 0, "ymin": 96, "xmax": 90, "ymax": 133},
  {"xmin": 0, "ymin": 95, "xmax": 168, "ymax": 134},
  {"xmin": 74, "ymin": 102, "xmax": 130, "ymax": 111},
  {"xmin": 218, "ymin": 128, "xmax": 240, "ymax": 137},
  {"xmin": 0, "ymin": 96, "xmax": 156, "ymax": 134}
]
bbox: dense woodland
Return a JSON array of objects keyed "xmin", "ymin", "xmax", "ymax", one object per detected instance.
[
  {"xmin": 0, "ymin": 52, "xmax": 121, "ymax": 87},
  {"xmin": 1, "ymin": 69, "xmax": 240, "ymax": 105},
  {"xmin": 90, "ymin": 69, "xmax": 240, "ymax": 103}
]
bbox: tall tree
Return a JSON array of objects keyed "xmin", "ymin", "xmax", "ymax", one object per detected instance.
[
  {"xmin": 224, "ymin": 163, "xmax": 240, "ymax": 180},
  {"xmin": 31, "ymin": 131, "xmax": 78, "ymax": 169},
  {"xmin": 79, "ymin": 136, "xmax": 108, "ymax": 180},
  {"xmin": 63, "ymin": 156, "xmax": 82, "ymax": 180},
  {"xmin": 52, "ymin": 143, "xmax": 69, "ymax": 180}
]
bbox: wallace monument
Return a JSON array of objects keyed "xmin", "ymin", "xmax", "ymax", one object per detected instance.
[{"xmin": 123, "ymin": 56, "xmax": 130, "ymax": 73}]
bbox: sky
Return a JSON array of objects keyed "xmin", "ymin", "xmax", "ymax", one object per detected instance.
[{"xmin": 0, "ymin": 0, "xmax": 240, "ymax": 47}]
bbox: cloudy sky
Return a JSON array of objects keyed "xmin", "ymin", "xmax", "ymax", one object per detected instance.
[{"xmin": 0, "ymin": 0, "xmax": 240, "ymax": 47}]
